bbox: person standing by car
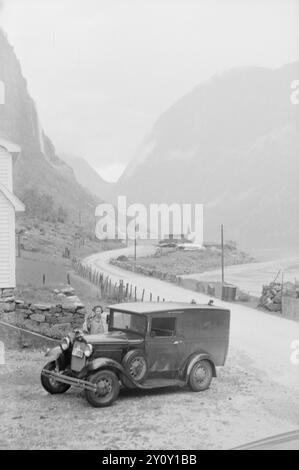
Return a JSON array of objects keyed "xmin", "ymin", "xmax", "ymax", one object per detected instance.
[{"xmin": 83, "ymin": 305, "xmax": 105, "ymax": 334}]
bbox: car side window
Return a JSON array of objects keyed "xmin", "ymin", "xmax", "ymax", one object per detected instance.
[{"xmin": 151, "ymin": 317, "xmax": 176, "ymax": 337}]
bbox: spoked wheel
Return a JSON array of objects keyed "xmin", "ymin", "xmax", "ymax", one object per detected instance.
[
  {"xmin": 188, "ymin": 360, "xmax": 213, "ymax": 392},
  {"xmin": 41, "ymin": 361, "xmax": 71, "ymax": 394},
  {"xmin": 85, "ymin": 370, "xmax": 120, "ymax": 407},
  {"xmin": 121, "ymin": 350, "xmax": 148, "ymax": 389}
]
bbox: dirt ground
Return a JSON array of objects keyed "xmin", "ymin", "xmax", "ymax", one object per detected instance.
[{"xmin": 0, "ymin": 347, "xmax": 298, "ymax": 450}]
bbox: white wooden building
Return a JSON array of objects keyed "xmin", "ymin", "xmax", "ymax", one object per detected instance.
[{"xmin": 0, "ymin": 138, "xmax": 25, "ymax": 289}]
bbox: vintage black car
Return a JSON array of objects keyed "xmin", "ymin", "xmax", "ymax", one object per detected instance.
[{"xmin": 41, "ymin": 302, "xmax": 230, "ymax": 407}]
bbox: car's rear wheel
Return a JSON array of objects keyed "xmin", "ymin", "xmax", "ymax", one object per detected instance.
[
  {"xmin": 41, "ymin": 361, "xmax": 71, "ymax": 394},
  {"xmin": 188, "ymin": 360, "xmax": 213, "ymax": 392},
  {"xmin": 121, "ymin": 350, "xmax": 148, "ymax": 388},
  {"xmin": 85, "ymin": 370, "xmax": 120, "ymax": 407}
]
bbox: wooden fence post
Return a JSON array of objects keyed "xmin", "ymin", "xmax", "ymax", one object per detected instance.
[{"xmin": 119, "ymin": 281, "xmax": 123, "ymax": 302}]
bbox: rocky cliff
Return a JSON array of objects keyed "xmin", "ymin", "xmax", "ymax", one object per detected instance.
[{"xmin": 0, "ymin": 29, "xmax": 99, "ymax": 226}]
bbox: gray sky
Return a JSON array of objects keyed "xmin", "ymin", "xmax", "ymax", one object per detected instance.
[{"xmin": 1, "ymin": 0, "xmax": 299, "ymax": 181}]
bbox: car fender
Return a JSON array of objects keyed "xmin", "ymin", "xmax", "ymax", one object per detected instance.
[
  {"xmin": 88, "ymin": 357, "xmax": 126, "ymax": 375},
  {"xmin": 87, "ymin": 357, "xmax": 143, "ymax": 387},
  {"xmin": 45, "ymin": 346, "xmax": 62, "ymax": 360},
  {"xmin": 184, "ymin": 353, "xmax": 217, "ymax": 380}
]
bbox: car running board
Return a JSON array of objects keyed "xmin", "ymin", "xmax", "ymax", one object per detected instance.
[{"xmin": 137, "ymin": 378, "xmax": 186, "ymax": 389}]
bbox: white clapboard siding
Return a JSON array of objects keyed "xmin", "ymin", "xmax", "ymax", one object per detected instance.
[
  {"xmin": 0, "ymin": 81, "xmax": 5, "ymax": 105},
  {"xmin": 0, "ymin": 190, "xmax": 15, "ymax": 288},
  {"xmin": 0, "ymin": 147, "xmax": 13, "ymax": 191}
]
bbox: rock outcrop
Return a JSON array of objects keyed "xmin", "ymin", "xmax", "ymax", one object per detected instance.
[{"xmin": 0, "ymin": 29, "xmax": 100, "ymax": 226}]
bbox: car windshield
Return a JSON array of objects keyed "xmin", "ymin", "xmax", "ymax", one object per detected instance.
[{"xmin": 110, "ymin": 310, "xmax": 147, "ymax": 335}]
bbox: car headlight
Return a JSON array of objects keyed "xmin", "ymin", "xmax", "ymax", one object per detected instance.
[
  {"xmin": 84, "ymin": 343, "xmax": 93, "ymax": 357},
  {"xmin": 60, "ymin": 336, "xmax": 71, "ymax": 351}
]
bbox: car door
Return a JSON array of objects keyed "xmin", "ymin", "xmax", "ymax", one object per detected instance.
[{"xmin": 145, "ymin": 314, "xmax": 184, "ymax": 376}]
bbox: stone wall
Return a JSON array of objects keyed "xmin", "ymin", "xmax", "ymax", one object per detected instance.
[
  {"xmin": 110, "ymin": 259, "xmax": 178, "ymax": 283},
  {"xmin": 0, "ymin": 321, "xmax": 60, "ymax": 350},
  {"xmin": 282, "ymin": 296, "xmax": 299, "ymax": 322},
  {"xmin": 0, "ymin": 287, "xmax": 86, "ymax": 339},
  {"xmin": 0, "ymin": 288, "xmax": 16, "ymax": 312}
]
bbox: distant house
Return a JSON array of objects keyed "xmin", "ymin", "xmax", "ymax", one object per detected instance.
[
  {"xmin": 164, "ymin": 233, "xmax": 186, "ymax": 242},
  {"xmin": 0, "ymin": 138, "xmax": 25, "ymax": 289}
]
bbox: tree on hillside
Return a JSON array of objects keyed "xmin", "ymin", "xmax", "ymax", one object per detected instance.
[{"xmin": 22, "ymin": 188, "xmax": 68, "ymax": 223}]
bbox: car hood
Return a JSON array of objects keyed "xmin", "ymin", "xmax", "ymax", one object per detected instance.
[{"xmin": 83, "ymin": 330, "xmax": 144, "ymax": 346}]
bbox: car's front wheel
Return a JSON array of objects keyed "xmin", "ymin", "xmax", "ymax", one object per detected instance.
[
  {"xmin": 41, "ymin": 361, "xmax": 71, "ymax": 394},
  {"xmin": 85, "ymin": 370, "xmax": 120, "ymax": 407},
  {"xmin": 188, "ymin": 360, "xmax": 213, "ymax": 392}
]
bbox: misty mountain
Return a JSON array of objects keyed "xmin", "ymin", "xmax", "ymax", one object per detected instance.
[
  {"xmin": 118, "ymin": 63, "xmax": 299, "ymax": 249},
  {"xmin": 60, "ymin": 154, "xmax": 115, "ymax": 203},
  {"xmin": 0, "ymin": 29, "xmax": 99, "ymax": 226}
]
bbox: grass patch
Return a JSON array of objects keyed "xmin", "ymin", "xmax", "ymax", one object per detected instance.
[{"xmin": 120, "ymin": 245, "xmax": 254, "ymax": 277}]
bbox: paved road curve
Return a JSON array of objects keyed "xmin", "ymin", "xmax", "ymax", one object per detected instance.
[{"xmin": 84, "ymin": 246, "xmax": 299, "ymax": 392}]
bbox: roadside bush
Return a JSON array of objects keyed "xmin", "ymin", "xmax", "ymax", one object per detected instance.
[
  {"xmin": 236, "ymin": 291, "xmax": 251, "ymax": 302},
  {"xmin": 117, "ymin": 255, "xmax": 128, "ymax": 262}
]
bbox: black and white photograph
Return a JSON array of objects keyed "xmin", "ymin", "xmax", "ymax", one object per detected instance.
[{"xmin": 0, "ymin": 0, "xmax": 299, "ymax": 452}]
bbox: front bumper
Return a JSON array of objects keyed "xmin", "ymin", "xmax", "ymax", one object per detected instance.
[{"xmin": 41, "ymin": 369, "xmax": 97, "ymax": 392}]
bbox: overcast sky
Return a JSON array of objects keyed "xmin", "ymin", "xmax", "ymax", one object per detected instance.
[{"xmin": 1, "ymin": 0, "xmax": 299, "ymax": 181}]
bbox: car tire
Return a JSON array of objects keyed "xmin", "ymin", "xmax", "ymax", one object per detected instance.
[
  {"xmin": 188, "ymin": 360, "xmax": 213, "ymax": 392},
  {"xmin": 121, "ymin": 350, "xmax": 149, "ymax": 388},
  {"xmin": 85, "ymin": 370, "xmax": 120, "ymax": 407},
  {"xmin": 41, "ymin": 361, "xmax": 71, "ymax": 394}
]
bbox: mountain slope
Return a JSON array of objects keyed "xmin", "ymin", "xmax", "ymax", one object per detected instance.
[
  {"xmin": 119, "ymin": 63, "xmax": 299, "ymax": 249},
  {"xmin": 0, "ymin": 29, "xmax": 99, "ymax": 226},
  {"xmin": 60, "ymin": 154, "xmax": 115, "ymax": 203}
]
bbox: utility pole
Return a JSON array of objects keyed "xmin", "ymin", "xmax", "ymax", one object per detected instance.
[
  {"xmin": 281, "ymin": 272, "xmax": 284, "ymax": 307},
  {"xmin": 221, "ymin": 224, "xmax": 225, "ymax": 285},
  {"xmin": 16, "ymin": 233, "xmax": 21, "ymax": 258},
  {"xmin": 134, "ymin": 222, "xmax": 137, "ymax": 261}
]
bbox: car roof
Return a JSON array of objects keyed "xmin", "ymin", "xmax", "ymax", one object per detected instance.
[{"xmin": 108, "ymin": 301, "xmax": 229, "ymax": 315}]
